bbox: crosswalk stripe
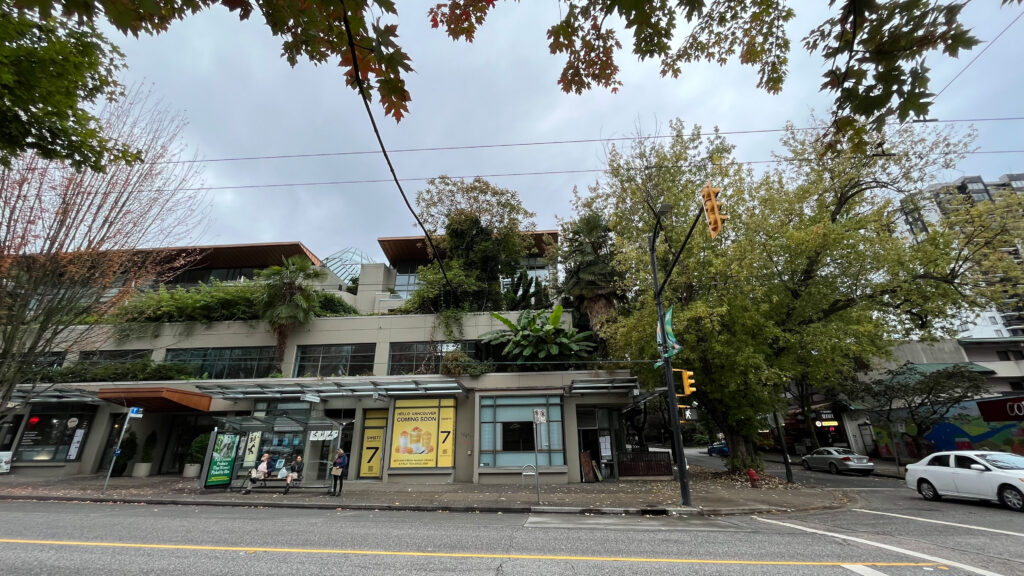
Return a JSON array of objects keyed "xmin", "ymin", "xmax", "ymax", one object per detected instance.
[{"xmin": 852, "ymin": 509, "xmax": 1024, "ymax": 538}]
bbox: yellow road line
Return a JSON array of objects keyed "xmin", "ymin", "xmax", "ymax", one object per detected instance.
[{"xmin": 0, "ymin": 538, "xmax": 941, "ymax": 567}]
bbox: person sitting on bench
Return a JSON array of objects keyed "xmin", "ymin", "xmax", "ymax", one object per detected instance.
[{"xmin": 283, "ymin": 455, "xmax": 303, "ymax": 494}]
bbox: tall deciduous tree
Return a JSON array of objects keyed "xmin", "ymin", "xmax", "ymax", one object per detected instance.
[
  {"xmin": 0, "ymin": 3, "xmax": 130, "ymax": 170},
  {"xmin": 0, "ymin": 88, "xmax": 207, "ymax": 417},
  {"xmin": 257, "ymin": 255, "xmax": 327, "ymax": 373},
  {"xmin": 594, "ymin": 118, "xmax": 1022, "ymax": 471}
]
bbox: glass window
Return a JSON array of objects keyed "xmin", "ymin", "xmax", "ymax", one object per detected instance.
[
  {"xmin": 979, "ymin": 453, "xmax": 1024, "ymax": 470},
  {"xmin": 966, "ymin": 182, "xmax": 985, "ymax": 190},
  {"xmin": 833, "ymin": 448, "xmax": 856, "ymax": 455},
  {"xmin": 478, "ymin": 396, "xmax": 564, "ymax": 468},
  {"xmin": 1011, "ymin": 180, "xmax": 1024, "ymax": 189},
  {"xmin": 77, "ymin": 349, "xmax": 152, "ymax": 365},
  {"xmin": 295, "ymin": 344, "xmax": 375, "ymax": 377},
  {"xmin": 995, "ymin": 330, "xmax": 1005, "ymax": 337},
  {"xmin": 927, "ymin": 454, "xmax": 950, "ymax": 467},
  {"xmin": 998, "ymin": 351, "xmax": 1011, "ymax": 361},
  {"xmin": 388, "ymin": 341, "xmax": 479, "ymax": 375},
  {"xmin": 954, "ymin": 455, "xmax": 983, "ymax": 469},
  {"xmin": 13, "ymin": 406, "xmax": 95, "ymax": 462},
  {"xmin": 165, "ymin": 347, "xmax": 277, "ymax": 379}
]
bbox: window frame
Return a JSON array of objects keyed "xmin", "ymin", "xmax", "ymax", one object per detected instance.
[{"xmin": 478, "ymin": 395, "xmax": 565, "ymax": 469}]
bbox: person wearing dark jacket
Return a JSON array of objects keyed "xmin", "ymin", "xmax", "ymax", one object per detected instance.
[
  {"xmin": 283, "ymin": 455, "xmax": 304, "ymax": 495},
  {"xmin": 331, "ymin": 449, "xmax": 348, "ymax": 496}
]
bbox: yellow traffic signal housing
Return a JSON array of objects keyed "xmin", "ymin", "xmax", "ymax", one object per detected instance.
[
  {"xmin": 673, "ymin": 369, "xmax": 697, "ymax": 396},
  {"xmin": 700, "ymin": 185, "xmax": 727, "ymax": 239},
  {"xmin": 681, "ymin": 370, "xmax": 697, "ymax": 396}
]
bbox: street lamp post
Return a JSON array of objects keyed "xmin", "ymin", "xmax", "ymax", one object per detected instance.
[{"xmin": 649, "ymin": 204, "xmax": 692, "ymax": 507}]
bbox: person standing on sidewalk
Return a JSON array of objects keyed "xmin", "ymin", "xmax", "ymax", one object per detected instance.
[{"xmin": 331, "ymin": 449, "xmax": 348, "ymax": 496}]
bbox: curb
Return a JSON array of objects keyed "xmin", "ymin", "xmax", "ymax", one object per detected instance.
[{"xmin": 0, "ymin": 493, "xmax": 844, "ymax": 517}]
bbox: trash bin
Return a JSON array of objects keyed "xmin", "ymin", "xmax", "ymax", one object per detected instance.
[{"xmin": 0, "ymin": 451, "xmax": 12, "ymax": 474}]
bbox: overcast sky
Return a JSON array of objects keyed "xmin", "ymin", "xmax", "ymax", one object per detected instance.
[{"xmin": 110, "ymin": 2, "xmax": 1024, "ymax": 263}]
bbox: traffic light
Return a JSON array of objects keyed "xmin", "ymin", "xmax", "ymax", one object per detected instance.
[
  {"xmin": 681, "ymin": 370, "xmax": 697, "ymax": 396},
  {"xmin": 673, "ymin": 369, "xmax": 697, "ymax": 396},
  {"xmin": 700, "ymin": 185, "xmax": 727, "ymax": 239}
]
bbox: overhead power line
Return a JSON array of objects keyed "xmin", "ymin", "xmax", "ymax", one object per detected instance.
[
  {"xmin": 145, "ymin": 148, "xmax": 1024, "ymax": 193},
  {"xmin": 151, "ymin": 116, "xmax": 1024, "ymax": 166},
  {"xmin": 932, "ymin": 10, "xmax": 1024, "ymax": 101}
]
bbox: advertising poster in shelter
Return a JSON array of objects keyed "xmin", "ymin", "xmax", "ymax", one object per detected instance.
[
  {"xmin": 389, "ymin": 398, "xmax": 455, "ymax": 468},
  {"xmin": 204, "ymin": 432, "xmax": 240, "ymax": 487}
]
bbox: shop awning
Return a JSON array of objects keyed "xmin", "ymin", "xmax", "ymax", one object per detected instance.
[
  {"xmin": 214, "ymin": 414, "xmax": 350, "ymax": 433},
  {"xmin": 567, "ymin": 377, "xmax": 639, "ymax": 395},
  {"xmin": 97, "ymin": 387, "xmax": 212, "ymax": 412},
  {"xmin": 195, "ymin": 375, "xmax": 465, "ymax": 400}
]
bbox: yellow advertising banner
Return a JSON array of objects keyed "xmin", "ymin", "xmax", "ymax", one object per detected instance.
[
  {"xmin": 437, "ymin": 406, "xmax": 455, "ymax": 467},
  {"xmin": 359, "ymin": 428, "xmax": 384, "ymax": 478},
  {"xmin": 389, "ymin": 398, "xmax": 456, "ymax": 469}
]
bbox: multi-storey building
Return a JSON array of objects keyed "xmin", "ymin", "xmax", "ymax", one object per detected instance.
[
  {"xmin": 2, "ymin": 235, "xmax": 639, "ymax": 487},
  {"xmin": 898, "ymin": 173, "xmax": 1024, "ymax": 338}
]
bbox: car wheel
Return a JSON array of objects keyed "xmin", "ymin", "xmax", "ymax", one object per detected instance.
[
  {"xmin": 801, "ymin": 459, "xmax": 811, "ymax": 470},
  {"xmin": 918, "ymin": 479, "xmax": 941, "ymax": 501},
  {"xmin": 999, "ymin": 485, "xmax": 1024, "ymax": 512},
  {"xmin": 828, "ymin": 462, "xmax": 839, "ymax": 475}
]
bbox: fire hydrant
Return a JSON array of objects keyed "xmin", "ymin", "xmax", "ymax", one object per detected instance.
[{"xmin": 746, "ymin": 468, "xmax": 760, "ymax": 489}]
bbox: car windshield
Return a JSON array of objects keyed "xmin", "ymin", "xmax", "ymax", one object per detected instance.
[
  {"xmin": 978, "ymin": 453, "xmax": 1024, "ymax": 470},
  {"xmin": 832, "ymin": 448, "xmax": 856, "ymax": 455}
]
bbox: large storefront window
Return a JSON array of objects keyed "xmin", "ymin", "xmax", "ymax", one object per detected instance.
[
  {"xmin": 295, "ymin": 344, "xmax": 375, "ymax": 377},
  {"xmin": 479, "ymin": 396, "xmax": 564, "ymax": 468},
  {"xmin": 389, "ymin": 398, "xmax": 456, "ymax": 469},
  {"xmin": 388, "ymin": 342, "xmax": 480, "ymax": 375},
  {"xmin": 165, "ymin": 347, "xmax": 276, "ymax": 379},
  {"xmin": 13, "ymin": 405, "xmax": 96, "ymax": 462}
]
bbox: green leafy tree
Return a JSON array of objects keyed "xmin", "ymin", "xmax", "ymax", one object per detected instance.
[
  {"xmin": 594, "ymin": 118, "xmax": 1021, "ymax": 471},
  {"xmin": 187, "ymin": 433, "xmax": 210, "ymax": 465},
  {"xmin": 556, "ymin": 204, "xmax": 623, "ymax": 331},
  {"xmin": 847, "ymin": 363, "xmax": 989, "ymax": 457},
  {"xmin": 481, "ymin": 305, "xmax": 596, "ymax": 371},
  {"xmin": 503, "ymin": 269, "xmax": 551, "ymax": 311},
  {"xmin": 257, "ymin": 255, "xmax": 327, "ymax": 372},
  {"xmin": 6, "ymin": 1, "xmax": 1021, "ymax": 156},
  {"xmin": 0, "ymin": 4, "xmax": 132, "ymax": 170}
]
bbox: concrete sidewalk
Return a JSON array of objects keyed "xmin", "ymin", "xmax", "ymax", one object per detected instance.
[{"xmin": 0, "ymin": 469, "xmax": 848, "ymax": 517}]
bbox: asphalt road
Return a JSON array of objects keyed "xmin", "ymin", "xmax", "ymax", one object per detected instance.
[
  {"xmin": 1, "ymin": 489, "xmax": 1021, "ymax": 576},
  {"xmin": 683, "ymin": 447, "xmax": 902, "ymax": 489}
]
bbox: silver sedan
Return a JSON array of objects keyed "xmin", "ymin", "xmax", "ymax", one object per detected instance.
[{"xmin": 801, "ymin": 447, "xmax": 875, "ymax": 475}]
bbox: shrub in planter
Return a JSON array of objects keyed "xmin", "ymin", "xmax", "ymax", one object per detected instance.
[
  {"xmin": 141, "ymin": 431, "xmax": 158, "ymax": 463},
  {"xmin": 112, "ymin": 430, "xmax": 138, "ymax": 477},
  {"xmin": 187, "ymin": 433, "xmax": 210, "ymax": 465}
]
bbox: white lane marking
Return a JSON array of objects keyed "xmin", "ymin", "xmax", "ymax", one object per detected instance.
[
  {"xmin": 754, "ymin": 516, "xmax": 1006, "ymax": 576},
  {"xmin": 851, "ymin": 509, "xmax": 1024, "ymax": 538},
  {"xmin": 842, "ymin": 565, "xmax": 890, "ymax": 576}
]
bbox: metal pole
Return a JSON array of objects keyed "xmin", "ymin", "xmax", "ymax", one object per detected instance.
[
  {"xmin": 102, "ymin": 414, "xmax": 131, "ymax": 495},
  {"xmin": 533, "ymin": 421, "xmax": 541, "ymax": 503},
  {"xmin": 650, "ymin": 221, "xmax": 692, "ymax": 507},
  {"xmin": 773, "ymin": 412, "xmax": 794, "ymax": 483}
]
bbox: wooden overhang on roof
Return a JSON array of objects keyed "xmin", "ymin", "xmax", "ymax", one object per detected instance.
[
  {"xmin": 377, "ymin": 230, "xmax": 558, "ymax": 265},
  {"xmin": 96, "ymin": 387, "xmax": 213, "ymax": 412},
  {"xmin": 156, "ymin": 241, "xmax": 322, "ymax": 270}
]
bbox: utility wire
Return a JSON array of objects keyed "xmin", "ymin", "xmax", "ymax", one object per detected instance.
[
  {"xmin": 150, "ymin": 116, "xmax": 1024, "ymax": 166},
  {"xmin": 933, "ymin": 10, "xmax": 1024, "ymax": 101},
  {"xmin": 337, "ymin": 0, "xmax": 454, "ymax": 292},
  {"xmin": 134, "ymin": 148, "xmax": 1024, "ymax": 193}
]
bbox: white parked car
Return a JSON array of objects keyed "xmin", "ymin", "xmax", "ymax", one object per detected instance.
[{"xmin": 905, "ymin": 451, "xmax": 1024, "ymax": 512}]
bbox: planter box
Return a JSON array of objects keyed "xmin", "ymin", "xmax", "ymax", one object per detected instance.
[
  {"xmin": 182, "ymin": 463, "xmax": 201, "ymax": 478},
  {"xmin": 131, "ymin": 462, "xmax": 153, "ymax": 477}
]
